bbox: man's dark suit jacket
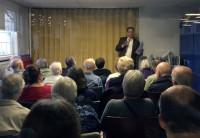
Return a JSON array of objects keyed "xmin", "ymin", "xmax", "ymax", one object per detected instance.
[
  {"xmin": 147, "ymin": 75, "xmax": 173, "ymax": 93},
  {"xmin": 115, "ymin": 37, "xmax": 140, "ymax": 69}
]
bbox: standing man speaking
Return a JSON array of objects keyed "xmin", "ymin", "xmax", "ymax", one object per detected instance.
[{"xmin": 115, "ymin": 27, "xmax": 142, "ymax": 69}]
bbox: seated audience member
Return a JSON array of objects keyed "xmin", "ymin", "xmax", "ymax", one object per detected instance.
[
  {"xmin": 84, "ymin": 58, "xmax": 103, "ymax": 88},
  {"xmin": 101, "ymin": 70, "xmax": 155, "ymax": 131},
  {"xmin": 19, "ymin": 99, "xmax": 81, "ymax": 138},
  {"xmin": 140, "ymin": 58, "xmax": 154, "ymax": 79},
  {"xmin": 51, "ymin": 77, "xmax": 100, "ymax": 133},
  {"xmin": 19, "ymin": 64, "xmax": 51, "ymax": 102},
  {"xmin": 0, "ymin": 74, "xmax": 30, "ymax": 136},
  {"xmin": 106, "ymin": 57, "xmax": 120, "ymax": 83},
  {"xmin": 10, "ymin": 58, "xmax": 24, "ymax": 75},
  {"xmin": 68, "ymin": 66, "xmax": 97, "ymax": 101},
  {"xmin": 159, "ymin": 85, "xmax": 200, "ymax": 138},
  {"xmin": 106, "ymin": 56, "xmax": 134, "ymax": 92},
  {"xmin": 148, "ymin": 62, "xmax": 172, "ymax": 92},
  {"xmin": 36, "ymin": 58, "xmax": 51, "ymax": 78},
  {"xmin": 62, "ymin": 56, "xmax": 76, "ymax": 76},
  {"xmin": 93, "ymin": 57, "xmax": 111, "ymax": 86},
  {"xmin": 171, "ymin": 65, "xmax": 194, "ymax": 87},
  {"xmin": 5, "ymin": 56, "xmax": 21, "ymax": 76},
  {"xmin": 43, "ymin": 62, "xmax": 63, "ymax": 85},
  {"xmin": 144, "ymin": 59, "xmax": 161, "ymax": 91}
]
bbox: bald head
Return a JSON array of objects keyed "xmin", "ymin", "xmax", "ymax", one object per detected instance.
[
  {"xmin": 172, "ymin": 66, "xmax": 194, "ymax": 87},
  {"xmin": 156, "ymin": 62, "xmax": 171, "ymax": 78},
  {"xmin": 83, "ymin": 58, "xmax": 95, "ymax": 72},
  {"xmin": 159, "ymin": 85, "xmax": 200, "ymax": 136},
  {"xmin": 10, "ymin": 58, "xmax": 24, "ymax": 71}
]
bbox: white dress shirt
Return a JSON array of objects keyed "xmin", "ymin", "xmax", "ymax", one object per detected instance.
[{"xmin": 125, "ymin": 38, "xmax": 134, "ymax": 58}]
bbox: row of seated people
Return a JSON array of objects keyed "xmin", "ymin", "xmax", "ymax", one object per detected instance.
[
  {"xmin": 0, "ymin": 55, "xmax": 197, "ymax": 138},
  {"xmin": 0, "ymin": 68, "xmax": 199, "ymax": 138}
]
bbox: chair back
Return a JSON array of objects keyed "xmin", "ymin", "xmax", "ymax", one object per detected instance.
[
  {"xmin": 106, "ymin": 116, "xmax": 160, "ymax": 138},
  {"xmin": 81, "ymin": 132, "xmax": 100, "ymax": 138},
  {"xmin": 90, "ymin": 87, "xmax": 102, "ymax": 100}
]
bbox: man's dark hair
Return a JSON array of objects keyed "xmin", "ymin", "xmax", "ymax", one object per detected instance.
[
  {"xmin": 160, "ymin": 85, "xmax": 200, "ymax": 134},
  {"xmin": 127, "ymin": 27, "xmax": 134, "ymax": 32},
  {"xmin": 95, "ymin": 57, "xmax": 105, "ymax": 69},
  {"xmin": 65, "ymin": 56, "xmax": 75, "ymax": 67},
  {"xmin": 19, "ymin": 99, "xmax": 81, "ymax": 138}
]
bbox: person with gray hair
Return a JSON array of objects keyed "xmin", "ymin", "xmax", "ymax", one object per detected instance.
[
  {"xmin": 36, "ymin": 58, "xmax": 52, "ymax": 78},
  {"xmin": 0, "ymin": 74, "xmax": 30, "ymax": 136},
  {"xmin": 5, "ymin": 56, "xmax": 21, "ymax": 76},
  {"xmin": 171, "ymin": 65, "xmax": 194, "ymax": 87},
  {"xmin": 101, "ymin": 70, "xmax": 155, "ymax": 132},
  {"xmin": 140, "ymin": 58, "xmax": 154, "ymax": 79},
  {"xmin": 83, "ymin": 58, "xmax": 103, "ymax": 89},
  {"xmin": 51, "ymin": 77, "xmax": 100, "ymax": 133},
  {"xmin": 62, "ymin": 56, "xmax": 76, "ymax": 76},
  {"xmin": 10, "ymin": 58, "xmax": 24, "ymax": 75},
  {"xmin": 105, "ymin": 56, "xmax": 134, "ymax": 92},
  {"xmin": 43, "ymin": 61, "xmax": 63, "ymax": 85}
]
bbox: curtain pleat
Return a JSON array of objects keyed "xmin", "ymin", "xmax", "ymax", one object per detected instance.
[{"xmin": 31, "ymin": 9, "xmax": 139, "ymax": 72}]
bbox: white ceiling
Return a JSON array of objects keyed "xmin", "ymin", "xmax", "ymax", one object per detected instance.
[{"xmin": 10, "ymin": 0, "xmax": 200, "ymax": 9}]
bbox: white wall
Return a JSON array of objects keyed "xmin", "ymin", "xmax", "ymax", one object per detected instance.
[{"xmin": 139, "ymin": 6, "xmax": 198, "ymax": 58}]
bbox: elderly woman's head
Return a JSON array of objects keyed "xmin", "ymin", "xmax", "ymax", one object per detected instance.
[
  {"xmin": 123, "ymin": 70, "xmax": 145, "ymax": 98},
  {"xmin": 23, "ymin": 64, "xmax": 43, "ymax": 85},
  {"xmin": 117, "ymin": 56, "xmax": 134, "ymax": 74},
  {"xmin": 51, "ymin": 77, "xmax": 77, "ymax": 103},
  {"xmin": 140, "ymin": 59, "xmax": 150, "ymax": 70},
  {"xmin": 49, "ymin": 62, "xmax": 62, "ymax": 76},
  {"xmin": 36, "ymin": 58, "xmax": 48, "ymax": 69}
]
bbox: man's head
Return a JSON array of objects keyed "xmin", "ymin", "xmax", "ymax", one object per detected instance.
[
  {"xmin": 10, "ymin": 58, "xmax": 24, "ymax": 72},
  {"xmin": 123, "ymin": 70, "xmax": 145, "ymax": 98},
  {"xmin": 117, "ymin": 56, "xmax": 134, "ymax": 74},
  {"xmin": 1, "ymin": 74, "xmax": 25, "ymax": 100},
  {"xmin": 159, "ymin": 85, "xmax": 200, "ymax": 138},
  {"xmin": 156, "ymin": 62, "xmax": 171, "ymax": 78},
  {"xmin": 127, "ymin": 27, "xmax": 134, "ymax": 38},
  {"xmin": 95, "ymin": 57, "xmax": 105, "ymax": 69},
  {"xmin": 151, "ymin": 59, "xmax": 161, "ymax": 72},
  {"xmin": 83, "ymin": 58, "xmax": 96, "ymax": 72},
  {"xmin": 51, "ymin": 77, "xmax": 77, "ymax": 103},
  {"xmin": 65, "ymin": 56, "xmax": 76, "ymax": 68},
  {"xmin": 36, "ymin": 58, "xmax": 48, "ymax": 69},
  {"xmin": 49, "ymin": 62, "xmax": 62, "ymax": 76},
  {"xmin": 172, "ymin": 66, "xmax": 194, "ymax": 87}
]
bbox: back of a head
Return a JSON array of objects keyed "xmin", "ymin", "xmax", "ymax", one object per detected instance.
[
  {"xmin": 83, "ymin": 58, "xmax": 95, "ymax": 71},
  {"xmin": 36, "ymin": 58, "xmax": 48, "ymax": 69},
  {"xmin": 123, "ymin": 70, "xmax": 145, "ymax": 98},
  {"xmin": 95, "ymin": 57, "xmax": 105, "ymax": 69},
  {"xmin": 65, "ymin": 56, "xmax": 75, "ymax": 67},
  {"xmin": 49, "ymin": 62, "xmax": 62, "ymax": 75},
  {"xmin": 1, "ymin": 74, "xmax": 24, "ymax": 99},
  {"xmin": 19, "ymin": 99, "xmax": 81, "ymax": 138},
  {"xmin": 67, "ymin": 66, "xmax": 87, "ymax": 91},
  {"xmin": 156, "ymin": 62, "xmax": 171, "ymax": 77},
  {"xmin": 51, "ymin": 77, "xmax": 77, "ymax": 103},
  {"xmin": 159, "ymin": 85, "xmax": 200, "ymax": 134},
  {"xmin": 117, "ymin": 56, "xmax": 134, "ymax": 74},
  {"xmin": 172, "ymin": 66, "xmax": 194, "ymax": 87},
  {"xmin": 23, "ymin": 64, "xmax": 41, "ymax": 85},
  {"xmin": 152, "ymin": 59, "xmax": 161, "ymax": 69},
  {"xmin": 10, "ymin": 58, "xmax": 23, "ymax": 70},
  {"xmin": 140, "ymin": 59, "xmax": 150, "ymax": 70}
]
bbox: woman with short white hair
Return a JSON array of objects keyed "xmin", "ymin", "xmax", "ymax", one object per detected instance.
[
  {"xmin": 140, "ymin": 58, "xmax": 154, "ymax": 79},
  {"xmin": 43, "ymin": 62, "xmax": 63, "ymax": 85},
  {"xmin": 51, "ymin": 77, "xmax": 100, "ymax": 133}
]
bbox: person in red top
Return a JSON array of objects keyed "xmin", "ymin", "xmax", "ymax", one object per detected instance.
[{"xmin": 19, "ymin": 64, "xmax": 51, "ymax": 102}]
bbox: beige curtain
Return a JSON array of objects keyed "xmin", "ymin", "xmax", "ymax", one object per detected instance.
[{"xmin": 31, "ymin": 9, "xmax": 139, "ymax": 72}]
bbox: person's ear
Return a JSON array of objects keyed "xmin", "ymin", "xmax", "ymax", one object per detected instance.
[
  {"xmin": 38, "ymin": 73, "xmax": 43, "ymax": 82},
  {"xmin": 172, "ymin": 80, "xmax": 177, "ymax": 85},
  {"xmin": 158, "ymin": 114, "xmax": 167, "ymax": 130}
]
